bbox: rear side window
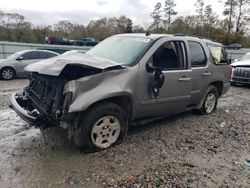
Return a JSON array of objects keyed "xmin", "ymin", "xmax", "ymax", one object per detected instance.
[
  {"xmin": 38, "ymin": 52, "xmax": 57, "ymax": 59},
  {"xmin": 207, "ymin": 44, "xmax": 228, "ymax": 64},
  {"xmin": 188, "ymin": 41, "xmax": 206, "ymax": 67},
  {"xmin": 47, "ymin": 52, "xmax": 57, "ymax": 58}
]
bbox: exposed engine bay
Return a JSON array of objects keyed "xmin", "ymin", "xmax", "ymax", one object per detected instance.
[{"xmin": 14, "ymin": 63, "xmax": 105, "ymax": 128}]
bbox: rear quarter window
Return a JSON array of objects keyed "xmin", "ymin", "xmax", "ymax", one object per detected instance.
[
  {"xmin": 207, "ymin": 44, "xmax": 228, "ymax": 64},
  {"xmin": 38, "ymin": 52, "xmax": 57, "ymax": 59}
]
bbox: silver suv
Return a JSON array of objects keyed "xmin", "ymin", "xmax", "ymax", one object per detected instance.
[{"xmin": 10, "ymin": 34, "xmax": 230, "ymax": 152}]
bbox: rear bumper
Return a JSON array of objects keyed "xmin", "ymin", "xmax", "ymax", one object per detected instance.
[
  {"xmin": 9, "ymin": 93, "xmax": 37, "ymax": 125},
  {"xmin": 230, "ymin": 77, "xmax": 250, "ymax": 85}
]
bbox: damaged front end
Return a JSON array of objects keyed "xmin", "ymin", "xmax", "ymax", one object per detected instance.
[
  {"xmin": 10, "ymin": 73, "xmax": 75, "ymax": 128},
  {"xmin": 9, "ymin": 53, "xmax": 121, "ymax": 129}
]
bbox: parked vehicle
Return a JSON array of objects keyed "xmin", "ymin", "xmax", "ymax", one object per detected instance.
[
  {"xmin": 61, "ymin": 50, "xmax": 86, "ymax": 55},
  {"xmin": 0, "ymin": 50, "xmax": 59, "ymax": 80},
  {"xmin": 225, "ymin": 43, "xmax": 242, "ymax": 50},
  {"xmin": 10, "ymin": 34, "xmax": 230, "ymax": 152},
  {"xmin": 69, "ymin": 40, "xmax": 77, "ymax": 46},
  {"xmin": 45, "ymin": 36, "xmax": 70, "ymax": 45},
  {"xmin": 230, "ymin": 52, "xmax": 250, "ymax": 85},
  {"xmin": 76, "ymin": 37, "xmax": 99, "ymax": 46}
]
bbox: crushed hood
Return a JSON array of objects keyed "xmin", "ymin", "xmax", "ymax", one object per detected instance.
[{"xmin": 24, "ymin": 53, "xmax": 121, "ymax": 76}]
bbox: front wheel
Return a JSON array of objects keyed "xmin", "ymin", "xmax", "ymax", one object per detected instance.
[
  {"xmin": 73, "ymin": 102, "xmax": 128, "ymax": 153},
  {"xmin": 1, "ymin": 67, "xmax": 15, "ymax": 80},
  {"xmin": 196, "ymin": 85, "xmax": 219, "ymax": 115}
]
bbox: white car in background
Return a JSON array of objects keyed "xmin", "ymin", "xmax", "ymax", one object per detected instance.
[
  {"xmin": 230, "ymin": 52, "xmax": 250, "ymax": 85},
  {"xmin": 0, "ymin": 50, "xmax": 59, "ymax": 80}
]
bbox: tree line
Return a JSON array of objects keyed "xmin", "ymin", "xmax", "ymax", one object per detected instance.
[
  {"xmin": 0, "ymin": 0, "xmax": 249, "ymax": 46},
  {"xmin": 150, "ymin": 0, "xmax": 250, "ymax": 46}
]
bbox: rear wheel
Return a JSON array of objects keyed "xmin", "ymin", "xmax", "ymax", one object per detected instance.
[
  {"xmin": 196, "ymin": 85, "xmax": 219, "ymax": 115},
  {"xmin": 73, "ymin": 102, "xmax": 128, "ymax": 153},
  {"xmin": 1, "ymin": 67, "xmax": 15, "ymax": 80}
]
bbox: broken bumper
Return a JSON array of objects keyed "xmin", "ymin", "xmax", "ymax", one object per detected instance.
[{"xmin": 9, "ymin": 93, "xmax": 37, "ymax": 125}]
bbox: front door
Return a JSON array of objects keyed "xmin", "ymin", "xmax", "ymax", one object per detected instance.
[
  {"xmin": 15, "ymin": 51, "xmax": 40, "ymax": 72},
  {"xmin": 138, "ymin": 39, "xmax": 191, "ymax": 118}
]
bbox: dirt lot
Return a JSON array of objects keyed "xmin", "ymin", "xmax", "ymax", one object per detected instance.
[{"xmin": 0, "ymin": 79, "xmax": 249, "ymax": 188}]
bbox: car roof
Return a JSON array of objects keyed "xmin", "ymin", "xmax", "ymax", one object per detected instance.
[
  {"xmin": 115, "ymin": 33, "xmax": 172, "ymax": 40},
  {"xmin": 114, "ymin": 33, "xmax": 222, "ymax": 45}
]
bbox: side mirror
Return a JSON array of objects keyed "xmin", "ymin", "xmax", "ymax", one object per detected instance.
[
  {"xmin": 146, "ymin": 60, "xmax": 155, "ymax": 73},
  {"xmin": 146, "ymin": 57, "xmax": 163, "ymax": 73},
  {"xmin": 16, "ymin": 56, "xmax": 23, "ymax": 61}
]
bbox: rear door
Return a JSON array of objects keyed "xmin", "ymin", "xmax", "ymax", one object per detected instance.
[
  {"xmin": 138, "ymin": 38, "xmax": 192, "ymax": 118},
  {"xmin": 188, "ymin": 41, "xmax": 211, "ymax": 106}
]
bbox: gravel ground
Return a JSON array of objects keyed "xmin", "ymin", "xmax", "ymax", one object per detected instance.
[{"xmin": 0, "ymin": 79, "xmax": 250, "ymax": 188}]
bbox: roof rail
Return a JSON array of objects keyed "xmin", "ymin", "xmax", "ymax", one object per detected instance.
[
  {"xmin": 173, "ymin": 33, "xmax": 200, "ymax": 38},
  {"xmin": 173, "ymin": 33, "xmax": 217, "ymax": 43}
]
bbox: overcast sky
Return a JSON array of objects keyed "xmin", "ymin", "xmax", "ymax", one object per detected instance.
[{"xmin": 0, "ymin": 0, "xmax": 225, "ymax": 26}]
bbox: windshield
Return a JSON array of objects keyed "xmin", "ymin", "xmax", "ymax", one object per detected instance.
[
  {"xmin": 87, "ymin": 36, "xmax": 152, "ymax": 65},
  {"xmin": 7, "ymin": 51, "xmax": 24, "ymax": 59},
  {"xmin": 241, "ymin": 53, "xmax": 250, "ymax": 61}
]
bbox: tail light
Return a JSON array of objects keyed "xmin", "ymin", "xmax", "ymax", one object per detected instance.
[{"xmin": 230, "ymin": 65, "xmax": 233, "ymax": 80}]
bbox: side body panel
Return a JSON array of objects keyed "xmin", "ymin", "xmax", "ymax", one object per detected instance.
[
  {"xmin": 14, "ymin": 59, "xmax": 40, "ymax": 75},
  {"xmin": 136, "ymin": 37, "xmax": 192, "ymax": 119},
  {"xmin": 187, "ymin": 40, "xmax": 212, "ymax": 106},
  {"xmin": 68, "ymin": 67, "xmax": 140, "ymax": 115}
]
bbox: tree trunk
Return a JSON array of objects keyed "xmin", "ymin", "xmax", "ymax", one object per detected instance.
[
  {"xmin": 235, "ymin": 0, "xmax": 243, "ymax": 35},
  {"xmin": 228, "ymin": 0, "xmax": 233, "ymax": 34}
]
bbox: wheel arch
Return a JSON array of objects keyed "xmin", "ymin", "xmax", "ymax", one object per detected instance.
[
  {"xmin": 209, "ymin": 81, "xmax": 223, "ymax": 97},
  {"xmin": 85, "ymin": 95, "xmax": 133, "ymax": 122},
  {"xmin": 0, "ymin": 66, "xmax": 16, "ymax": 74}
]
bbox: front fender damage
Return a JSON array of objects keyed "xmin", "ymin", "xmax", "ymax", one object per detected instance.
[
  {"xmin": 67, "ymin": 67, "xmax": 137, "ymax": 113},
  {"xmin": 10, "ymin": 59, "xmax": 128, "ymax": 129}
]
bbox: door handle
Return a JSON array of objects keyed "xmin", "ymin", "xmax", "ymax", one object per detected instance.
[
  {"xmin": 178, "ymin": 77, "xmax": 191, "ymax": 82},
  {"xmin": 203, "ymin": 72, "xmax": 211, "ymax": 76}
]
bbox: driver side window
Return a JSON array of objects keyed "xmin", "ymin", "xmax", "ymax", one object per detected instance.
[{"xmin": 152, "ymin": 41, "xmax": 186, "ymax": 70}]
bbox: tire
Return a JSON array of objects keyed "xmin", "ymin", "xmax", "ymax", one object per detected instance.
[
  {"xmin": 196, "ymin": 85, "xmax": 219, "ymax": 115},
  {"xmin": 1, "ymin": 67, "xmax": 15, "ymax": 80},
  {"xmin": 230, "ymin": 82, "xmax": 237, "ymax": 86},
  {"xmin": 73, "ymin": 102, "xmax": 128, "ymax": 153}
]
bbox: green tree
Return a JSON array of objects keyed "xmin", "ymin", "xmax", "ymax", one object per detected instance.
[
  {"xmin": 133, "ymin": 25, "xmax": 145, "ymax": 33},
  {"xmin": 195, "ymin": 0, "xmax": 205, "ymax": 26},
  {"xmin": 150, "ymin": 2, "xmax": 162, "ymax": 32},
  {"xmin": 164, "ymin": 0, "xmax": 177, "ymax": 28},
  {"xmin": 170, "ymin": 17, "xmax": 187, "ymax": 33},
  {"xmin": 54, "ymin": 20, "xmax": 74, "ymax": 37},
  {"xmin": 235, "ymin": 0, "xmax": 250, "ymax": 35},
  {"xmin": 116, "ymin": 16, "xmax": 133, "ymax": 33},
  {"xmin": 222, "ymin": 0, "xmax": 237, "ymax": 33},
  {"xmin": 87, "ymin": 18, "xmax": 114, "ymax": 40},
  {"xmin": 0, "ymin": 11, "xmax": 33, "ymax": 42},
  {"xmin": 203, "ymin": 5, "xmax": 218, "ymax": 37},
  {"xmin": 69, "ymin": 24, "xmax": 87, "ymax": 39}
]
